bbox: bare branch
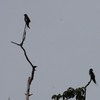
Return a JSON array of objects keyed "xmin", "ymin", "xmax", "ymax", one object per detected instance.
[
  {"xmin": 20, "ymin": 24, "xmax": 27, "ymax": 46},
  {"xmin": 85, "ymin": 79, "xmax": 91, "ymax": 88},
  {"xmin": 20, "ymin": 45, "xmax": 36, "ymax": 69},
  {"xmin": 11, "ymin": 24, "xmax": 36, "ymax": 69},
  {"xmin": 29, "ymin": 66, "xmax": 37, "ymax": 85},
  {"xmin": 12, "ymin": 16, "xmax": 36, "ymax": 100},
  {"xmin": 11, "ymin": 41, "xmax": 20, "ymax": 46}
]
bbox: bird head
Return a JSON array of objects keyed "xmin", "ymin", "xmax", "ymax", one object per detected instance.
[
  {"xmin": 24, "ymin": 14, "xmax": 27, "ymax": 17},
  {"xmin": 90, "ymin": 68, "xmax": 93, "ymax": 72}
]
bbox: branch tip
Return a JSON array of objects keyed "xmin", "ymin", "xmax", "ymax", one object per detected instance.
[{"xmin": 11, "ymin": 41, "xmax": 20, "ymax": 46}]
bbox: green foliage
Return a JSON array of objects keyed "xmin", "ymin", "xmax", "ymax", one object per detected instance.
[
  {"xmin": 75, "ymin": 87, "xmax": 85, "ymax": 100},
  {"xmin": 52, "ymin": 87, "xmax": 86, "ymax": 100},
  {"xmin": 63, "ymin": 87, "xmax": 75, "ymax": 100},
  {"xmin": 52, "ymin": 94, "xmax": 62, "ymax": 100}
]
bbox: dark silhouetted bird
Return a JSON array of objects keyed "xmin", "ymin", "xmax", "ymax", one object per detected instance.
[
  {"xmin": 89, "ymin": 68, "xmax": 96, "ymax": 84},
  {"xmin": 24, "ymin": 14, "xmax": 31, "ymax": 29}
]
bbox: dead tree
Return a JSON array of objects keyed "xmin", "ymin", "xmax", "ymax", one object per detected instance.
[{"xmin": 11, "ymin": 15, "xmax": 37, "ymax": 100}]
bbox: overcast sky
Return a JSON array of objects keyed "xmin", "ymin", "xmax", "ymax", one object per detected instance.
[{"xmin": 0, "ymin": 0, "xmax": 100, "ymax": 100}]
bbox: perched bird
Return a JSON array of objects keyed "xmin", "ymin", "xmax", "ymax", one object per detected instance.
[
  {"xmin": 24, "ymin": 14, "xmax": 31, "ymax": 28},
  {"xmin": 89, "ymin": 68, "xmax": 96, "ymax": 84}
]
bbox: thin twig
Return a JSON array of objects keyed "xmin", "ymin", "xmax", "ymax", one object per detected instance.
[
  {"xmin": 85, "ymin": 79, "xmax": 91, "ymax": 88},
  {"xmin": 84, "ymin": 79, "xmax": 91, "ymax": 100},
  {"xmin": 20, "ymin": 24, "xmax": 27, "ymax": 46}
]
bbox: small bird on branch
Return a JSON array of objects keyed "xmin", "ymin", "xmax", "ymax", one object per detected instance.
[
  {"xmin": 89, "ymin": 68, "xmax": 97, "ymax": 84},
  {"xmin": 24, "ymin": 14, "xmax": 31, "ymax": 29}
]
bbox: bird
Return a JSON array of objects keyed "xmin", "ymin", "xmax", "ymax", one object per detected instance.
[
  {"xmin": 24, "ymin": 14, "xmax": 31, "ymax": 29},
  {"xmin": 89, "ymin": 68, "xmax": 96, "ymax": 84}
]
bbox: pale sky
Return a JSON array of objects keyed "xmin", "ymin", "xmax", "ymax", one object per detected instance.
[{"xmin": 0, "ymin": 0, "xmax": 100, "ymax": 100}]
